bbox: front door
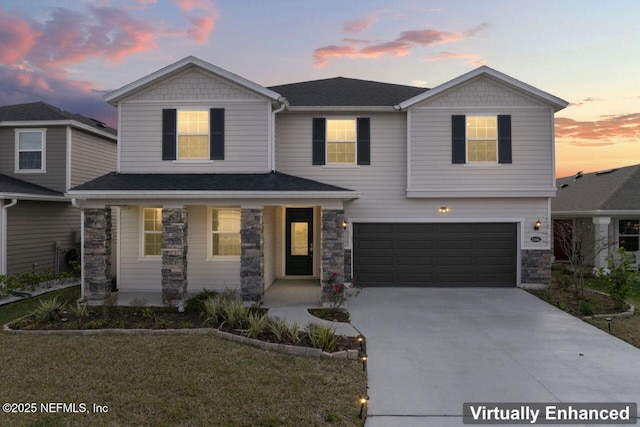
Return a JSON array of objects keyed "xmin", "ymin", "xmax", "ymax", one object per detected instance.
[{"xmin": 286, "ymin": 208, "xmax": 314, "ymax": 275}]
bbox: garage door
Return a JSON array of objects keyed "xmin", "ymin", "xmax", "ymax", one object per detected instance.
[{"xmin": 353, "ymin": 223, "xmax": 517, "ymax": 287}]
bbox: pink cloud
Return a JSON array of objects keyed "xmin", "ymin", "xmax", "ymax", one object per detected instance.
[
  {"xmin": 426, "ymin": 51, "xmax": 486, "ymax": 66},
  {"xmin": 0, "ymin": 10, "xmax": 39, "ymax": 62},
  {"xmin": 313, "ymin": 22, "xmax": 488, "ymax": 66},
  {"xmin": 343, "ymin": 11, "xmax": 380, "ymax": 33},
  {"xmin": 175, "ymin": 0, "xmax": 214, "ymax": 12},
  {"xmin": 188, "ymin": 14, "xmax": 216, "ymax": 42},
  {"xmin": 556, "ymin": 113, "xmax": 640, "ymax": 146}
]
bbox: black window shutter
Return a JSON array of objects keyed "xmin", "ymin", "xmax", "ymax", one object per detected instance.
[
  {"xmin": 210, "ymin": 108, "xmax": 225, "ymax": 160},
  {"xmin": 451, "ymin": 115, "xmax": 466, "ymax": 164},
  {"xmin": 312, "ymin": 118, "xmax": 326, "ymax": 165},
  {"xmin": 357, "ymin": 117, "xmax": 371, "ymax": 165},
  {"xmin": 162, "ymin": 109, "xmax": 177, "ymax": 160},
  {"xmin": 498, "ymin": 115, "xmax": 512, "ymax": 164}
]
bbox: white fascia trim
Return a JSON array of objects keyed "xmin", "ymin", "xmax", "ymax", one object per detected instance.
[
  {"xmin": 117, "ymin": 101, "xmax": 122, "ymax": 173},
  {"xmin": 66, "ymin": 191, "xmax": 361, "ymax": 200},
  {"xmin": 552, "ymin": 210, "xmax": 640, "ymax": 217},
  {"xmin": 104, "ymin": 56, "xmax": 283, "ymax": 104},
  {"xmin": 406, "ymin": 188, "xmax": 557, "ymax": 198},
  {"xmin": 2, "ymin": 120, "xmax": 117, "ymax": 141},
  {"xmin": 398, "ymin": 66, "xmax": 569, "ymax": 111},
  {"xmin": 0, "ymin": 193, "xmax": 68, "ymax": 202},
  {"xmin": 66, "ymin": 126, "xmax": 72, "ymax": 191},
  {"xmin": 350, "ymin": 216, "xmax": 525, "ymax": 224},
  {"xmin": 286, "ymin": 106, "xmax": 398, "ymax": 112}
]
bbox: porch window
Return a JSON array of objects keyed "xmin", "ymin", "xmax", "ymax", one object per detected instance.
[
  {"xmin": 143, "ymin": 208, "xmax": 162, "ymax": 256},
  {"xmin": 618, "ymin": 219, "xmax": 639, "ymax": 252},
  {"xmin": 211, "ymin": 208, "xmax": 241, "ymax": 257}
]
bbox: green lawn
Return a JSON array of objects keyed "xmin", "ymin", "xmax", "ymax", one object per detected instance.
[
  {"xmin": 0, "ymin": 286, "xmax": 81, "ymax": 326},
  {"xmin": 0, "ymin": 289, "xmax": 367, "ymax": 426}
]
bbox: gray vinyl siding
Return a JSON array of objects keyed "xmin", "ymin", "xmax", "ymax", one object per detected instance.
[
  {"xmin": 0, "ymin": 126, "xmax": 67, "ymax": 192},
  {"xmin": 408, "ymin": 108, "xmax": 553, "ymax": 190},
  {"xmin": 6, "ymin": 201, "xmax": 79, "ymax": 275},
  {"xmin": 119, "ymin": 206, "xmax": 161, "ymax": 291},
  {"xmin": 275, "ymin": 112, "xmax": 550, "ymax": 250},
  {"xmin": 118, "ymin": 100, "xmax": 270, "ymax": 173},
  {"xmin": 70, "ymin": 129, "xmax": 117, "ymax": 188}
]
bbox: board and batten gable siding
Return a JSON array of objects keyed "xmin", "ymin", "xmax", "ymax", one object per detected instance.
[
  {"xmin": 119, "ymin": 68, "xmax": 271, "ymax": 173},
  {"xmin": 0, "ymin": 126, "xmax": 67, "ymax": 193},
  {"xmin": 70, "ymin": 129, "xmax": 117, "ymax": 188},
  {"xmin": 408, "ymin": 75, "xmax": 555, "ymax": 191},
  {"xmin": 6, "ymin": 201, "xmax": 79, "ymax": 275},
  {"xmin": 275, "ymin": 112, "xmax": 550, "ymax": 251}
]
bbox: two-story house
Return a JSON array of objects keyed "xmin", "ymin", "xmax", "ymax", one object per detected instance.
[
  {"xmin": 68, "ymin": 56, "xmax": 567, "ymax": 304},
  {"xmin": 0, "ymin": 102, "xmax": 117, "ymax": 277}
]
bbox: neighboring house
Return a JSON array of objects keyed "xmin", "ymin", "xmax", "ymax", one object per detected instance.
[
  {"xmin": 67, "ymin": 56, "xmax": 567, "ymax": 304},
  {"xmin": 551, "ymin": 164, "xmax": 640, "ymax": 270},
  {"xmin": 0, "ymin": 102, "xmax": 117, "ymax": 277}
]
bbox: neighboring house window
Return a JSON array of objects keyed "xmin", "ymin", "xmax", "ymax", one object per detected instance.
[
  {"xmin": 162, "ymin": 108, "xmax": 225, "ymax": 161},
  {"xmin": 211, "ymin": 208, "xmax": 241, "ymax": 257},
  {"xmin": 15, "ymin": 129, "xmax": 46, "ymax": 171},
  {"xmin": 452, "ymin": 115, "xmax": 511, "ymax": 164},
  {"xmin": 177, "ymin": 110, "xmax": 209, "ymax": 159},
  {"xmin": 618, "ymin": 219, "xmax": 639, "ymax": 252},
  {"xmin": 143, "ymin": 208, "xmax": 162, "ymax": 257},
  {"xmin": 312, "ymin": 117, "xmax": 370, "ymax": 165}
]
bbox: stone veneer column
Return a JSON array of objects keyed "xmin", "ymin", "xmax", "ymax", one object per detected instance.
[
  {"xmin": 240, "ymin": 208, "xmax": 264, "ymax": 302},
  {"xmin": 84, "ymin": 208, "xmax": 111, "ymax": 300},
  {"xmin": 161, "ymin": 208, "xmax": 188, "ymax": 304},
  {"xmin": 521, "ymin": 249, "xmax": 552, "ymax": 284},
  {"xmin": 321, "ymin": 209, "xmax": 345, "ymax": 303}
]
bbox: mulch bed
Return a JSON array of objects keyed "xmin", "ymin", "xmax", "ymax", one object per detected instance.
[
  {"xmin": 308, "ymin": 308, "xmax": 351, "ymax": 323},
  {"xmin": 528, "ymin": 285, "xmax": 630, "ymax": 317}
]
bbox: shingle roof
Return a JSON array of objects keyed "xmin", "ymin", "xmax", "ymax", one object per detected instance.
[
  {"xmin": 0, "ymin": 174, "xmax": 64, "ymax": 197},
  {"xmin": 552, "ymin": 164, "xmax": 640, "ymax": 213},
  {"xmin": 0, "ymin": 101, "xmax": 117, "ymax": 136},
  {"xmin": 70, "ymin": 172, "xmax": 354, "ymax": 193},
  {"xmin": 268, "ymin": 77, "xmax": 429, "ymax": 107}
]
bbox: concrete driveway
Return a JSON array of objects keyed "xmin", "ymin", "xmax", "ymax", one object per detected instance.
[{"xmin": 348, "ymin": 288, "xmax": 640, "ymax": 426}]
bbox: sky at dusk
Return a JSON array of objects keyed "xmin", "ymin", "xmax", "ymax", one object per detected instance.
[{"xmin": 1, "ymin": 0, "xmax": 638, "ymax": 178}]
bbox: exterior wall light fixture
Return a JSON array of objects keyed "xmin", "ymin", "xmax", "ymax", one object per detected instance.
[
  {"xmin": 534, "ymin": 219, "xmax": 542, "ymax": 230},
  {"xmin": 438, "ymin": 207, "xmax": 449, "ymax": 214}
]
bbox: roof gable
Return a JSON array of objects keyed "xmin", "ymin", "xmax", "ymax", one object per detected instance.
[
  {"xmin": 268, "ymin": 77, "xmax": 428, "ymax": 107},
  {"xmin": 552, "ymin": 164, "xmax": 640, "ymax": 213},
  {"xmin": 105, "ymin": 56, "xmax": 282, "ymax": 105},
  {"xmin": 399, "ymin": 66, "xmax": 568, "ymax": 112}
]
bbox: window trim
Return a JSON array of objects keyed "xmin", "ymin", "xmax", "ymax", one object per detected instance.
[
  {"xmin": 617, "ymin": 218, "xmax": 639, "ymax": 252},
  {"xmin": 140, "ymin": 207, "xmax": 163, "ymax": 260},
  {"xmin": 176, "ymin": 109, "xmax": 210, "ymax": 161},
  {"xmin": 325, "ymin": 118, "xmax": 357, "ymax": 166},
  {"xmin": 465, "ymin": 115, "xmax": 498, "ymax": 164},
  {"xmin": 207, "ymin": 206, "xmax": 241, "ymax": 261},
  {"xmin": 15, "ymin": 128, "xmax": 47, "ymax": 173}
]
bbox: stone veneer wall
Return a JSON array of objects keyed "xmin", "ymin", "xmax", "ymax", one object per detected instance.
[
  {"xmin": 321, "ymin": 209, "xmax": 345, "ymax": 303},
  {"xmin": 240, "ymin": 208, "xmax": 264, "ymax": 302},
  {"xmin": 161, "ymin": 208, "xmax": 188, "ymax": 304},
  {"xmin": 344, "ymin": 249, "xmax": 352, "ymax": 281},
  {"xmin": 521, "ymin": 249, "xmax": 552, "ymax": 284},
  {"xmin": 83, "ymin": 208, "xmax": 111, "ymax": 299}
]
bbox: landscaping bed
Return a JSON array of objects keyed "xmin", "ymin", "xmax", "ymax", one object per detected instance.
[{"xmin": 308, "ymin": 308, "xmax": 351, "ymax": 323}]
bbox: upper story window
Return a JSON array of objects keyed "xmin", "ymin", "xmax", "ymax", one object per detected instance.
[
  {"xmin": 327, "ymin": 119, "xmax": 356, "ymax": 164},
  {"xmin": 451, "ymin": 115, "xmax": 511, "ymax": 165},
  {"xmin": 142, "ymin": 207, "xmax": 162, "ymax": 257},
  {"xmin": 15, "ymin": 129, "xmax": 46, "ymax": 172},
  {"xmin": 211, "ymin": 208, "xmax": 241, "ymax": 257},
  {"xmin": 466, "ymin": 116, "xmax": 497, "ymax": 162},
  {"xmin": 618, "ymin": 219, "xmax": 639, "ymax": 252},
  {"xmin": 178, "ymin": 110, "xmax": 209, "ymax": 159}
]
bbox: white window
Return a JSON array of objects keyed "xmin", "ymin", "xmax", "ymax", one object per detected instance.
[
  {"xmin": 15, "ymin": 129, "xmax": 46, "ymax": 172},
  {"xmin": 327, "ymin": 119, "xmax": 356, "ymax": 164},
  {"xmin": 618, "ymin": 219, "xmax": 639, "ymax": 252},
  {"xmin": 142, "ymin": 208, "xmax": 162, "ymax": 257},
  {"xmin": 178, "ymin": 110, "xmax": 209, "ymax": 159},
  {"xmin": 466, "ymin": 116, "xmax": 497, "ymax": 162},
  {"xmin": 211, "ymin": 208, "xmax": 241, "ymax": 257}
]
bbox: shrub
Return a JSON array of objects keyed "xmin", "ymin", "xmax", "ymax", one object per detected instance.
[
  {"xmin": 221, "ymin": 300, "xmax": 250, "ymax": 330},
  {"xmin": 31, "ymin": 297, "xmax": 67, "ymax": 323},
  {"xmin": 595, "ymin": 248, "xmax": 640, "ymax": 311},
  {"xmin": 578, "ymin": 300, "xmax": 595, "ymax": 316},
  {"xmin": 202, "ymin": 297, "xmax": 225, "ymax": 327},
  {"xmin": 184, "ymin": 289, "xmax": 219, "ymax": 313},
  {"xmin": 242, "ymin": 312, "xmax": 270, "ymax": 338},
  {"xmin": 268, "ymin": 317, "xmax": 291, "ymax": 342},
  {"xmin": 324, "ymin": 272, "xmax": 364, "ymax": 310},
  {"xmin": 306, "ymin": 323, "xmax": 338, "ymax": 352},
  {"xmin": 67, "ymin": 300, "xmax": 89, "ymax": 327}
]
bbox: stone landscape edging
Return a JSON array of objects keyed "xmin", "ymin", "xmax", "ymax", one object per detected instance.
[
  {"xmin": 2, "ymin": 323, "xmax": 359, "ymax": 360},
  {"xmin": 581, "ymin": 289, "xmax": 636, "ymax": 319}
]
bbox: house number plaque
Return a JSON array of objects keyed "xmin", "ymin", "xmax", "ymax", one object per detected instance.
[{"xmin": 530, "ymin": 236, "xmax": 542, "ymax": 242}]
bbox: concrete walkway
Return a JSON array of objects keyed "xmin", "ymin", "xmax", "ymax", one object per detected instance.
[{"xmin": 347, "ymin": 288, "xmax": 640, "ymax": 426}]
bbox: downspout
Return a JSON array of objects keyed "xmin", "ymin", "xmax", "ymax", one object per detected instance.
[
  {"xmin": 1, "ymin": 199, "xmax": 18, "ymax": 275},
  {"xmin": 71, "ymin": 198, "xmax": 85, "ymax": 301},
  {"xmin": 270, "ymin": 99, "xmax": 287, "ymax": 172}
]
